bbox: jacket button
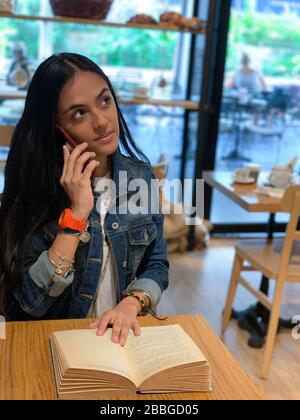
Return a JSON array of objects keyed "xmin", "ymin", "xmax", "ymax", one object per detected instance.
[
  {"xmin": 112, "ymin": 222, "xmax": 119, "ymax": 230},
  {"xmin": 122, "ymin": 260, "xmax": 127, "ymax": 268}
]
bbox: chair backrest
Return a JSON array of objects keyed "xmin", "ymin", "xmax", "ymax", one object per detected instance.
[
  {"xmin": 278, "ymin": 185, "xmax": 300, "ymax": 278},
  {"xmin": 152, "ymin": 154, "xmax": 169, "ymax": 180},
  {"xmin": 152, "ymin": 155, "xmax": 169, "ymax": 210},
  {"xmin": 0, "ymin": 125, "xmax": 14, "ymax": 146},
  {"xmin": 280, "ymin": 185, "xmax": 300, "ymax": 213}
]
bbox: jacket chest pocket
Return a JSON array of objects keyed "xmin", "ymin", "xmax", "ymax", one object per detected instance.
[
  {"xmin": 127, "ymin": 221, "xmax": 158, "ymax": 279},
  {"xmin": 128, "ymin": 221, "xmax": 157, "ymax": 246}
]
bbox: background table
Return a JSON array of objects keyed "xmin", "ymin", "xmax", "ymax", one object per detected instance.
[
  {"xmin": 0, "ymin": 314, "xmax": 264, "ymax": 400},
  {"xmin": 203, "ymin": 171, "xmax": 281, "ymax": 213}
]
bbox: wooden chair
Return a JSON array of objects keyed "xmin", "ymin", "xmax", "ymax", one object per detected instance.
[
  {"xmin": 152, "ymin": 154, "xmax": 169, "ymax": 181},
  {"xmin": 0, "ymin": 125, "xmax": 14, "ymax": 146},
  {"xmin": 222, "ymin": 185, "xmax": 300, "ymax": 378}
]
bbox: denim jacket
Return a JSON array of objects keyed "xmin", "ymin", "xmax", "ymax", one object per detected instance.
[{"xmin": 9, "ymin": 148, "xmax": 169, "ymax": 320}]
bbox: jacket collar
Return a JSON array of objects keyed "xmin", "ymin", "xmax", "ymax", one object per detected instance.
[
  {"xmin": 93, "ymin": 147, "xmax": 137, "ymax": 202},
  {"xmin": 111, "ymin": 147, "xmax": 136, "ymax": 193}
]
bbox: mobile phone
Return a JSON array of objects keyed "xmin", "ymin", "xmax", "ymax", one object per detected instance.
[
  {"xmin": 56, "ymin": 124, "xmax": 94, "ymax": 175},
  {"xmin": 56, "ymin": 124, "xmax": 77, "ymax": 151}
]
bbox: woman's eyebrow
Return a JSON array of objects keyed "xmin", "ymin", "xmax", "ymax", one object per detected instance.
[{"xmin": 63, "ymin": 88, "xmax": 110, "ymax": 114}]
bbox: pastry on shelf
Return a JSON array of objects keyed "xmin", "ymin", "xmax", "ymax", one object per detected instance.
[
  {"xmin": 160, "ymin": 12, "xmax": 185, "ymax": 28},
  {"xmin": 181, "ymin": 17, "xmax": 204, "ymax": 31},
  {"xmin": 0, "ymin": 0, "xmax": 15, "ymax": 13},
  {"xmin": 127, "ymin": 14, "xmax": 158, "ymax": 25},
  {"xmin": 160, "ymin": 12, "xmax": 204, "ymax": 31}
]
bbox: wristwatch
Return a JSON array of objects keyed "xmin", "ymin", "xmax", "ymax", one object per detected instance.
[{"xmin": 58, "ymin": 208, "xmax": 88, "ymax": 232}]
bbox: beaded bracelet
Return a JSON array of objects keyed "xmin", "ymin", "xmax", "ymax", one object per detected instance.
[
  {"xmin": 125, "ymin": 292, "xmax": 149, "ymax": 315},
  {"xmin": 123, "ymin": 290, "xmax": 168, "ymax": 321}
]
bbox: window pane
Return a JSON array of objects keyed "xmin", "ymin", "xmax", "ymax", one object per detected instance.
[{"xmin": 212, "ymin": 0, "xmax": 300, "ymax": 225}]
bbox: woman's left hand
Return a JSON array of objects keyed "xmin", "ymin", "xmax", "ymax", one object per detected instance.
[{"xmin": 89, "ymin": 297, "xmax": 141, "ymax": 346}]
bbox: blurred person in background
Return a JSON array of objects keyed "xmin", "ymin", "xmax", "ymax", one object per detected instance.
[
  {"xmin": 6, "ymin": 41, "xmax": 35, "ymax": 90},
  {"xmin": 228, "ymin": 53, "xmax": 268, "ymax": 96}
]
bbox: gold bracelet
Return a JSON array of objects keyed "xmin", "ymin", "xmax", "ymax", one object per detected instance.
[
  {"xmin": 48, "ymin": 256, "xmax": 73, "ymax": 278},
  {"xmin": 48, "ymin": 256, "xmax": 71, "ymax": 270},
  {"xmin": 51, "ymin": 246, "xmax": 74, "ymax": 264}
]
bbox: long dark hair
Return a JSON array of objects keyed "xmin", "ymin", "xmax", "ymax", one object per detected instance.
[{"xmin": 0, "ymin": 52, "xmax": 148, "ymax": 316}]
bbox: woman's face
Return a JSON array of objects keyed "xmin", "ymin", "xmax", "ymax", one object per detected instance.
[{"xmin": 57, "ymin": 71, "xmax": 119, "ymax": 157}]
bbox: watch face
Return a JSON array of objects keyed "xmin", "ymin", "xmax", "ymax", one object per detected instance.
[{"xmin": 80, "ymin": 231, "xmax": 91, "ymax": 243}]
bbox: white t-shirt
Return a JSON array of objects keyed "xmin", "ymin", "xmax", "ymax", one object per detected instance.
[{"xmin": 87, "ymin": 172, "xmax": 117, "ymax": 317}]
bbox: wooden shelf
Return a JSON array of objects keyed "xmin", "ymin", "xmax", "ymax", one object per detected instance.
[
  {"xmin": 119, "ymin": 97, "xmax": 199, "ymax": 110},
  {"xmin": 0, "ymin": 92, "xmax": 199, "ymax": 110},
  {"xmin": 0, "ymin": 92, "xmax": 26, "ymax": 100},
  {"xmin": 0, "ymin": 12, "xmax": 201, "ymax": 112},
  {"xmin": 0, "ymin": 12, "xmax": 206, "ymax": 34}
]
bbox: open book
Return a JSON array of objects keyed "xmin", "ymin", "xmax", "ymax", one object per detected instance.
[{"xmin": 49, "ymin": 324, "xmax": 212, "ymax": 398}]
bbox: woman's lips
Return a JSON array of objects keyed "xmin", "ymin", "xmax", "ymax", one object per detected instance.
[{"xmin": 94, "ymin": 131, "xmax": 114, "ymax": 144}]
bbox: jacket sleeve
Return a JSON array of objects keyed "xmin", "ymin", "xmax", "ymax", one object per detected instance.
[
  {"xmin": 126, "ymin": 212, "xmax": 169, "ymax": 307},
  {"xmin": 12, "ymin": 230, "xmax": 74, "ymax": 318}
]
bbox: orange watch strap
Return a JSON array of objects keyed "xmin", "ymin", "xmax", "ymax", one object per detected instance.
[{"xmin": 58, "ymin": 208, "xmax": 87, "ymax": 232}]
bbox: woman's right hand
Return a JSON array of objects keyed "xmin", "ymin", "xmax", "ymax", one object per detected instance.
[{"xmin": 60, "ymin": 142, "xmax": 100, "ymax": 220}]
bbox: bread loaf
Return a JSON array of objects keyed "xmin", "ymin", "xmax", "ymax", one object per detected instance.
[
  {"xmin": 127, "ymin": 14, "xmax": 158, "ymax": 24},
  {"xmin": 160, "ymin": 12, "xmax": 184, "ymax": 27}
]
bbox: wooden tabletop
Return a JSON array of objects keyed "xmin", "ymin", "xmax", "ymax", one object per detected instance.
[
  {"xmin": 203, "ymin": 171, "xmax": 282, "ymax": 213},
  {"xmin": 0, "ymin": 89, "xmax": 26, "ymax": 100},
  {"xmin": 0, "ymin": 314, "xmax": 264, "ymax": 400}
]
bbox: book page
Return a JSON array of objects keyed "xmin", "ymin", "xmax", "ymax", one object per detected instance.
[
  {"xmin": 52, "ymin": 329, "xmax": 137, "ymax": 384},
  {"xmin": 125, "ymin": 324, "xmax": 207, "ymax": 385}
]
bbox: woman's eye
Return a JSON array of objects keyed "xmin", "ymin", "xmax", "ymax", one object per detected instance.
[
  {"xmin": 101, "ymin": 96, "xmax": 111, "ymax": 106},
  {"xmin": 73, "ymin": 109, "xmax": 85, "ymax": 120}
]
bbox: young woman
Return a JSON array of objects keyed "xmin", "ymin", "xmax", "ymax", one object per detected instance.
[{"xmin": 0, "ymin": 53, "xmax": 169, "ymax": 346}]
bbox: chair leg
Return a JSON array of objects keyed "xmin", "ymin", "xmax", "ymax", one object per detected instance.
[
  {"xmin": 260, "ymin": 280, "xmax": 284, "ymax": 379},
  {"xmin": 222, "ymin": 253, "xmax": 243, "ymax": 334}
]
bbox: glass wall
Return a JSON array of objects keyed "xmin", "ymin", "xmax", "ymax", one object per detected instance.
[
  {"xmin": 211, "ymin": 0, "xmax": 300, "ymax": 225},
  {"xmin": 0, "ymin": 0, "xmax": 196, "ymax": 182}
]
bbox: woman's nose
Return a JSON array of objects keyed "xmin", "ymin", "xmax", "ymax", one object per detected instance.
[{"xmin": 93, "ymin": 111, "xmax": 108, "ymax": 131}]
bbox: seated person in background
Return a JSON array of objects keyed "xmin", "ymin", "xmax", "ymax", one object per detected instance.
[
  {"xmin": 6, "ymin": 42, "xmax": 35, "ymax": 90},
  {"xmin": 228, "ymin": 53, "xmax": 268, "ymax": 96}
]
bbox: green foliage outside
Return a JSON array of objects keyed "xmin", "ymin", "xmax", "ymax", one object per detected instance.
[
  {"xmin": 0, "ymin": 0, "xmax": 39, "ymax": 59},
  {"xmin": 51, "ymin": 24, "xmax": 177, "ymax": 69},
  {"xmin": 0, "ymin": 18, "xmax": 40, "ymax": 60},
  {"xmin": 227, "ymin": 7, "xmax": 300, "ymax": 78}
]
